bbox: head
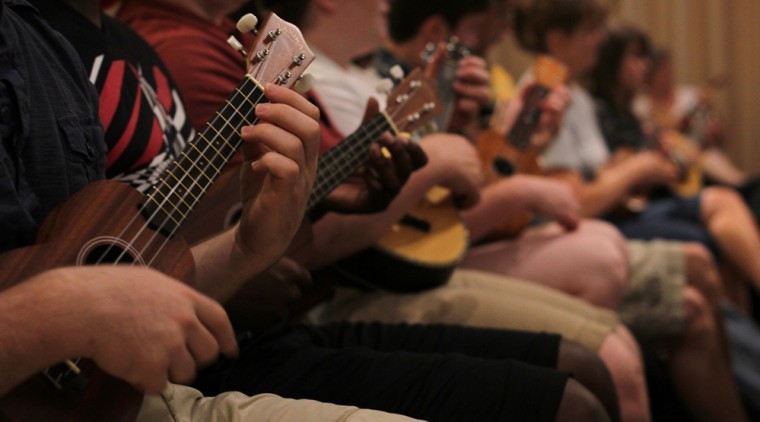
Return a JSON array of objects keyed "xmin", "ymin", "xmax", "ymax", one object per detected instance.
[
  {"xmin": 513, "ymin": 0, "xmax": 609, "ymax": 77},
  {"xmin": 260, "ymin": 0, "xmax": 389, "ymax": 57},
  {"xmin": 646, "ymin": 48, "xmax": 675, "ymax": 95},
  {"xmin": 590, "ymin": 25, "xmax": 652, "ymax": 108},
  {"xmin": 465, "ymin": 0, "xmax": 516, "ymax": 55},
  {"xmin": 388, "ymin": 0, "xmax": 490, "ymax": 48}
]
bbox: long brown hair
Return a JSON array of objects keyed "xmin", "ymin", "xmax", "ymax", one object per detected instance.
[{"xmin": 589, "ymin": 25, "xmax": 651, "ymax": 112}]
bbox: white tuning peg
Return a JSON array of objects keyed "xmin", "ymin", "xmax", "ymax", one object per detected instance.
[
  {"xmin": 375, "ymin": 78, "xmax": 394, "ymax": 94},
  {"xmin": 389, "ymin": 65, "xmax": 405, "ymax": 81},
  {"xmin": 294, "ymin": 74, "xmax": 316, "ymax": 94},
  {"xmin": 227, "ymin": 36, "xmax": 247, "ymax": 56},
  {"xmin": 236, "ymin": 13, "xmax": 259, "ymax": 33}
]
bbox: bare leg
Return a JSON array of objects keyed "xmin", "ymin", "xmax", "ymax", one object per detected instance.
[
  {"xmin": 597, "ymin": 325, "xmax": 651, "ymax": 422},
  {"xmin": 666, "ymin": 286, "xmax": 747, "ymax": 422},
  {"xmin": 701, "ymin": 186, "xmax": 760, "ymax": 293},
  {"xmin": 555, "ymin": 378, "xmax": 611, "ymax": 422}
]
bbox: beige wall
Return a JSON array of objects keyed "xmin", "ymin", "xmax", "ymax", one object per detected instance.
[{"xmin": 490, "ymin": 0, "xmax": 760, "ymax": 173}]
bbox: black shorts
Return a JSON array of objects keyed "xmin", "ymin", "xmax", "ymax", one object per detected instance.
[{"xmin": 193, "ymin": 322, "xmax": 569, "ymax": 421}]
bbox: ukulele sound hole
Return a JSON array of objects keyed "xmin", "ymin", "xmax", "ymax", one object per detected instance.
[
  {"xmin": 83, "ymin": 244, "xmax": 136, "ymax": 265},
  {"xmin": 492, "ymin": 157, "xmax": 516, "ymax": 177},
  {"xmin": 78, "ymin": 237, "xmax": 146, "ymax": 266}
]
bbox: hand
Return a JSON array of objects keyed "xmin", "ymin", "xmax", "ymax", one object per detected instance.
[
  {"xmin": 531, "ymin": 84, "xmax": 571, "ymax": 151},
  {"xmin": 225, "ymin": 257, "xmax": 312, "ymax": 329},
  {"xmin": 513, "ymin": 175, "xmax": 581, "ymax": 231},
  {"xmin": 321, "ymin": 133, "xmax": 428, "ymax": 215},
  {"xmin": 449, "ymin": 55, "xmax": 493, "ymax": 132},
  {"xmin": 37, "ymin": 266, "xmax": 238, "ymax": 394},
  {"xmin": 236, "ymin": 83, "xmax": 321, "ymax": 264},
  {"xmin": 421, "ymin": 133, "xmax": 483, "ymax": 209},
  {"xmin": 630, "ymin": 151, "xmax": 680, "ymax": 188}
]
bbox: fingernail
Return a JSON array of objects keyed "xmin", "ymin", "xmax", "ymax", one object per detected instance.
[
  {"xmin": 241, "ymin": 125, "xmax": 253, "ymax": 136},
  {"xmin": 266, "ymin": 83, "xmax": 279, "ymax": 94},
  {"xmin": 256, "ymin": 103, "xmax": 270, "ymax": 115}
]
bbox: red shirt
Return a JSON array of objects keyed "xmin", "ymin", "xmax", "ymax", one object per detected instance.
[{"xmin": 118, "ymin": 0, "xmax": 254, "ymax": 132}]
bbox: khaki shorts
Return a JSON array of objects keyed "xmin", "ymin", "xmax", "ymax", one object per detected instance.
[
  {"xmin": 621, "ymin": 240, "xmax": 686, "ymax": 346},
  {"xmin": 313, "ymin": 268, "xmax": 618, "ymax": 352},
  {"xmin": 137, "ymin": 384, "xmax": 422, "ymax": 421}
]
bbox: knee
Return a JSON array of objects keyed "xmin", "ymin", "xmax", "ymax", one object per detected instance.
[
  {"xmin": 702, "ymin": 186, "xmax": 745, "ymax": 216},
  {"xmin": 682, "ymin": 243, "xmax": 722, "ymax": 300},
  {"xmin": 682, "ymin": 286, "xmax": 716, "ymax": 338},
  {"xmin": 556, "ymin": 378, "xmax": 611, "ymax": 422},
  {"xmin": 558, "ymin": 339, "xmax": 613, "ymax": 387},
  {"xmin": 578, "ymin": 221, "xmax": 630, "ymax": 294},
  {"xmin": 557, "ymin": 340, "xmax": 619, "ymax": 420}
]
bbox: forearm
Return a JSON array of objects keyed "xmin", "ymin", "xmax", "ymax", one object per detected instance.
[
  {"xmin": 191, "ymin": 228, "xmax": 276, "ymax": 302},
  {"xmin": 0, "ymin": 273, "xmax": 82, "ymax": 395},
  {"xmin": 577, "ymin": 163, "xmax": 642, "ymax": 217},
  {"xmin": 461, "ymin": 176, "xmax": 533, "ymax": 242},
  {"xmin": 307, "ymin": 164, "xmax": 443, "ymax": 269}
]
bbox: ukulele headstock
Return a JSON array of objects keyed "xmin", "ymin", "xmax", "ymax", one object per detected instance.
[
  {"xmin": 231, "ymin": 12, "xmax": 315, "ymax": 89},
  {"xmin": 534, "ymin": 55, "xmax": 568, "ymax": 89},
  {"xmin": 384, "ymin": 68, "xmax": 442, "ymax": 133}
]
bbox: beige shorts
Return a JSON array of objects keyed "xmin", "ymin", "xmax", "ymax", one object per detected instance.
[
  {"xmin": 313, "ymin": 268, "xmax": 618, "ymax": 352},
  {"xmin": 137, "ymin": 384, "xmax": 422, "ymax": 422},
  {"xmin": 621, "ymin": 240, "xmax": 686, "ymax": 346}
]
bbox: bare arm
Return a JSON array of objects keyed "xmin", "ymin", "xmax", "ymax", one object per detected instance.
[
  {"xmin": 461, "ymin": 175, "xmax": 580, "ymax": 242},
  {"xmin": 190, "ymin": 84, "xmax": 321, "ymax": 302},
  {"xmin": 0, "ymin": 266, "xmax": 237, "ymax": 395},
  {"xmin": 546, "ymin": 151, "xmax": 680, "ymax": 217}
]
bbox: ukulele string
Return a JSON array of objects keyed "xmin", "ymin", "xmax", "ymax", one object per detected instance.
[
  {"xmin": 94, "ymin": 79, "xmax": 266, "ymax": 267},
  {"xmin": 144, "ymin": 59, "xmax": 304, "ymax": 268}
]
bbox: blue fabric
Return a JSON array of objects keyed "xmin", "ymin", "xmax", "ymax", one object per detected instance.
[
  {"xmin": 606, "ymin": 194, "xmax": 720, "ymax": 256},
  {"xmin": 0, "ymin": 0, "xmax": 104, "ymax": 252}
]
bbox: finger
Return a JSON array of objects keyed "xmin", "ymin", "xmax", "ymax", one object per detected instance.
[
  {"xmin": 168, "ymin": 347, "xmax": 198, "ymax": 385},
  {"xmin": 242, "ymin": 123, "xmax": 305, "ymax": 166},
  {"xmin": 404, "ymin": 139, "xmax": 428, "ymax": 170},
  {"xmin": 263, "ymin": 83, "xmax": 320, "ymax": 122},
  {"xmin": 185, "ymin": 319, "xmax": 221, "ymax": 368},
  {"xmin": 453, "ymin": 82, "xmax": 492, "ymax": 106},
  {"xmin": 379, "ymin": 135, "xmax": 413, "ymax": 181},
  {"xmin": 251, "ymin": 102, "xmax": 319, "ymax": 160},
  {"xmin": 193, "ymin": 295, "xmax": 239, "ymax": 359},
  {"xmin": 368, "ymin": 142, "xmax": 401, "ymax": 192},
  {"xmin": 251, "ymin": 151, "xmax": 301, "ymax": 191},
  {"xmin": 558, "ymin": 213, "xmax": 580, "ymax": 232},
  {"xmin": 361, "ymin": 97, "xmax": 380, "ymax": 125}
]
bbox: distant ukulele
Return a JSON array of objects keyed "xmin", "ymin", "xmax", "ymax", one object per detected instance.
[{"xmin": 475, "ymin": 56, "xmax": 568, "ymax": 240}]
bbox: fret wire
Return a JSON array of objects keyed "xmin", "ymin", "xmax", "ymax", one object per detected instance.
[
  {"xmin": 145, "ymin": 192, "xmax": 185, "ymax": 225},
  {"xmin": 225, "ymin": 99, "xmax": 253, "ymax": 124},
  {"xmin": 309, "ymin": 115, "xmax": 392, "ymax": 209},
  {"xmin": 164, "ymin": 169, "xmax": 201, "ymax": 203},
  {"xmin": 187, "ymin": 141, "xmax": 222, "ymax": 175},
  {"xmin": 179, "ymin": 151, "xmax": 217, "ymax": 184},
  {"xmin": 152, "ymin": 185, "xmax": 193, "ymax": 218}
]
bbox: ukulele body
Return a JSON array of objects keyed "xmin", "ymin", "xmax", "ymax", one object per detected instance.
[{"xmin": 0, "ymin": 179, "xmax": 194, "ymax": 422}]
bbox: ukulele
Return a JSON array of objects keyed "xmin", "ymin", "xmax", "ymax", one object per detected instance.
[
  {"xmin": 0, "ymin": 12, "xmax": 313, "ymax": 421},
  {"xmin": 340, "ymin": 39, "xmax": 472, "ymax": 293},
  {"xmin": 475, "ymin": 56, "xmax": 568, "ymax": 240},
  {"xmin": 181, "ymin": 69, "xmax": 441, "ymax": 245}
]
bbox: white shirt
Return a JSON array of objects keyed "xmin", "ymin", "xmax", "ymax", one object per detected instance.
[
  {"xmin": 542, "ymin": 84, "xmax": 610, "ymax": 178},
  {"xmin": 307, "ymin": 48, "xmax": 387, "ymax": 137}
]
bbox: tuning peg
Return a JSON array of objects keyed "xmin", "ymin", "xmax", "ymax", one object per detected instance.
[
  {"xmin": 227, "ymin": 36, "xmax": 247, "ymax": 57},
  {"xmin": 236, "ymin": 13, "xmax": 259, "ymax": 33},
  {"xmin": 375, "ymin": 78, "xmax": 394, "ymax": 94},
  {"xmin": 389, "ymin": 65, "xmax": 405, "ymax": 81},
  {"xmin": 294, "ymin": 74, "xmax": 316, "ymax": 94}
]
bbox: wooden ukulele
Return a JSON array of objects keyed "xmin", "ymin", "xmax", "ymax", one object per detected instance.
[
  {"xmin": 0, "ymin": 13, "xmax": 314, "ymax": 421},
  {"xmin": 341, "ymin": 39, "xmax": 472, "ymax": 293},
  {"xmin": 475, "ymin": 56, "xmax": 568, "ymax": 240}
]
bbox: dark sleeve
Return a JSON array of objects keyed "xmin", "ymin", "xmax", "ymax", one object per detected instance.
[{"xmin": 596, "ymin": 99, "xmax": 646, "ymax": 152}]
